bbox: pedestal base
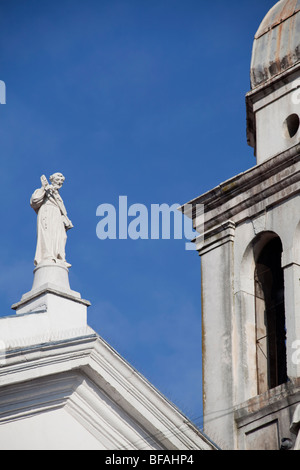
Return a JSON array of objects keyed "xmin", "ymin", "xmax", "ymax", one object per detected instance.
[
  {"xmin": 11, "ymin": 261, "xmax": 91, "ymax": 325},
  {"xmin": 30, "ymin": 260, "xmax": 78, "ymax": 296}
]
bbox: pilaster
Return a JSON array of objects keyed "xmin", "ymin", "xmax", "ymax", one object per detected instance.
[{"xmin": 200, "ymin": 221, "xmax": 236, "ymax": 449}]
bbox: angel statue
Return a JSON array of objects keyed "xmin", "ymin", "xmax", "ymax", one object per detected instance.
[{"xmin": 30, "ymin": 173, "xmax": 73, "ymax": 267}]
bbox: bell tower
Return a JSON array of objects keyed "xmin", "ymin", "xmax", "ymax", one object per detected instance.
[{"xmin": 182, "ymin": 0, "xmax": 300, "ymax": 450}]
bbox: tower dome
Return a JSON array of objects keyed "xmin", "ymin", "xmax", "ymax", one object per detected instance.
[{"xmin": 251, "ymin": 0, "xmax": 300, "ymax": 89}]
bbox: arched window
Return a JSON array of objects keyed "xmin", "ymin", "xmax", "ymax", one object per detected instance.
[{"xmin": 254, "ymin": 236, "xmax": 287, "ymax": 394}]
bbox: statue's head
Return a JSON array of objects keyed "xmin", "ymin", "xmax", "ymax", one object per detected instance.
[{"xmin": 50, "ymin": 172, "xmax": 65, "ymax": 189}]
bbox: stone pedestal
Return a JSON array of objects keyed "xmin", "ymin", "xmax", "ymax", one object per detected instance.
[
  {"xmin": 11, "ymin": 261, "xmax": 91, "ymax": 333},
  {"xmin": 31, "ymin": 260, "xmax": 72, "ymax": 293}
]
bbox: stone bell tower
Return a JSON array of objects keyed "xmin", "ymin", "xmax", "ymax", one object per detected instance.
[{"xmin": 182, "ymin": 0, "xmax": 300, "ymax": 450}]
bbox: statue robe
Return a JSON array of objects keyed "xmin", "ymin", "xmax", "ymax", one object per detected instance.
[{"xmin": 30, "ymin": 187, "xmax": 68, "ymax": 266}]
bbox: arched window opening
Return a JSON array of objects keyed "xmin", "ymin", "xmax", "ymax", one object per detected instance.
[{"xmin": 254, "ymin": 237, "xmax": 287, "ymax": 395}]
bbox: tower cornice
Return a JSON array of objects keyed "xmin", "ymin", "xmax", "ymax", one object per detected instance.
[{"xmin": 181, "ymin": 144, "xmax": 300, "ymax": 235}]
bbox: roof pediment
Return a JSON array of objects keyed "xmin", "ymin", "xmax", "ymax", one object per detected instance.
[{"xmin": 0, "ymin": 330, "xmax": 216, "ymax": 450}]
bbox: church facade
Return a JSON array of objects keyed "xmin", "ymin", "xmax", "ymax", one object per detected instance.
[
  {"xmin": 181, "ymin": 0, "xmax": 300, "ymax": 451},
  {"xmin": 2, "ymin": 0, "xmax": 300, "ymax": 452}
]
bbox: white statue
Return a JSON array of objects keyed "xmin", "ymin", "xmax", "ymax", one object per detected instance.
[{"xmin": 30, "ymin": 173, "xmax": 73, "ymax": 267}]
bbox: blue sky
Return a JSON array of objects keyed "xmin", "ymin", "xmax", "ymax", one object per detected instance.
[{"xmin": 0, "ymin": 0, "xmax": 276, "ymax": 428}]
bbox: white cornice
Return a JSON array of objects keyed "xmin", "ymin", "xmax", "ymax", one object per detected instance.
[{"xmin": 0, "ymin": 333, "xmax": 216, "ymax": 450}]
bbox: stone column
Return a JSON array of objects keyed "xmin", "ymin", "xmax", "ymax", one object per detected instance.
[
  {"xmin": 290, "ymin": 405, "xmax": 300, "ymax": 450},
  {"xmin": 198, "ymin": 221, "xmax": 236, "ymax": 450},
  {"xmin": 282, "ymin": 260, "xmax": 300, "ymax": 379}
]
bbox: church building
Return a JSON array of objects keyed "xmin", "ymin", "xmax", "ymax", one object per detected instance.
[
  {"xmin": 2, "ymin": 0, "xmax": 300, "ymax": 452},
  {"xmin": 181, "ymin": 0, "xmax": 300, "ymax": 451}
]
